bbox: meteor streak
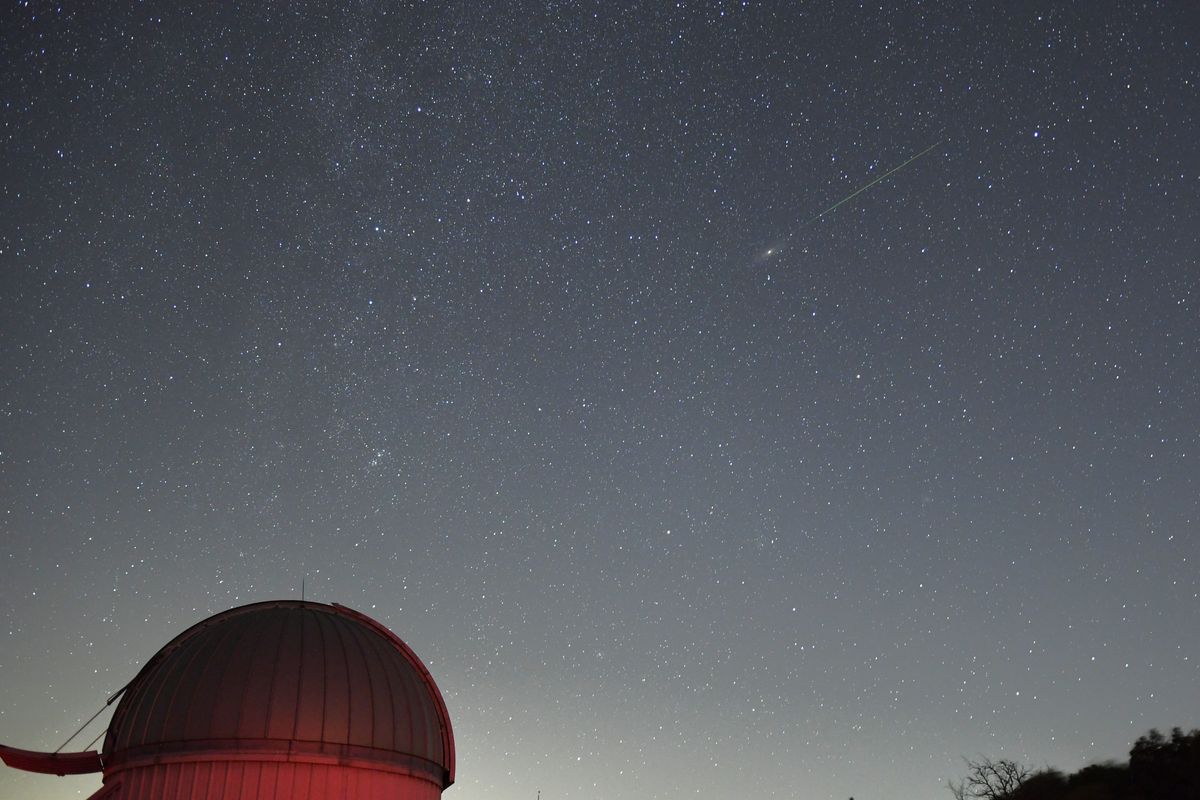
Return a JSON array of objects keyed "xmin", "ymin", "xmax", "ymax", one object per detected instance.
[
  {"xmin": 805, "ymin": 138, "xmax": 943, "ymax": 225},
  {"xmin": 758, "ymin": 137, "xmax": 943, "ymax": 261}
]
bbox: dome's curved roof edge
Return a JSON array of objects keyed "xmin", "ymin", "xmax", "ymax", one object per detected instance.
[
  {"xmin": 104, "ymin": 600, "xmax": 455, "ymax": 786},
  {"xmin": 331, "ymin": 602, "xmax": 456, "ymax": 783}
]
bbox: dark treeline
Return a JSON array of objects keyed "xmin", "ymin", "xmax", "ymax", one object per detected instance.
[{"xmin": 951, "ymin": 727, "xmax": 1200, "ymax": 800}]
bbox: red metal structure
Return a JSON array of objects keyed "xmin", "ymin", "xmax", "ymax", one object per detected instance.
[{"xmin": 1, "ymin": 600, "xmax": 455, "ymax": 799}]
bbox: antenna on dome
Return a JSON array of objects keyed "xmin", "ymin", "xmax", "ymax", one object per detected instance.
[{"xmin": 301, "ymin": 577, "xmax": 306, "ymax": 601}]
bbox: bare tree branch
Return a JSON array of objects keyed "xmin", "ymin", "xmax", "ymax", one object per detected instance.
[{"xmin": 948, "ymin": 757, "xmax": 1032, "ymax": 800}]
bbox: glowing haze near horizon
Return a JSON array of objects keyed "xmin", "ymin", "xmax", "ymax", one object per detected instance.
[{"xmin": 2, "ymin": 3, "xmax": 1198, "ymax": 799}]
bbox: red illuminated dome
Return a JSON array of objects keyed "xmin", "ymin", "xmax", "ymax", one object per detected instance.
[{"xmin": 2, "ymin": 600, "xmax": 455, "ymax": 800}]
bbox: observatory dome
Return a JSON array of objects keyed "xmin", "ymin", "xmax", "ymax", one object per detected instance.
[{"xmin": 89, "ymin": 600, "xmax": 455, "ymax": 799}]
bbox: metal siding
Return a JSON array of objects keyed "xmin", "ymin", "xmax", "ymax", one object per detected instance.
[
  {"xmin": 193, "ymin": 758, "xmax": 212, "ymax": 798},
  {"xmin": 334, "ymin": 604, "xmax": 456, "ymax": 783},
  {"xmin": 334, "ymin": 609, "xmax": 379, "ymax": 749},
  {"xmin": 356, "ymin": 619, "xmax": 400, "ymax": 751},
  {"xmin": 314, "ymin": 609, "xmax": 351, "ymax": 746},
  {"xmin": 274, "ymin": 760, "xmax": 296, "ymax": 799},
  {"xmin": 206, "ymin": 614, "xmax": 261, "ymax": 738},
  {"xmin": 314, "ymin": 765, "xmax": 332, "ymax": 798},
  {"xmin": 293, "ymin": 609, "xmax": 325, "ymax": 743},
  {"xmin": 264, "ymin": 607, "xmax": 302, "ymax": 741},
  {"xmin": 106, "ymin": 759, "xmax": 444, "ymax": 799},
  {"xmin": 119, "ymin": 627, "xmax": 202, "ymax": 750},
  {"xmin": 235, "ymin": 606, "xmax": 287, "ymax": 739},
  {"xmin": 361, "ymin": 618, "xmax": 410, "ymax": 753},
  {"xmin": 219, "ymin": 760, "xmax": 242, "ymax": 798},
  {"xmin": 212, "ymin": 762, "xmax": 230, "ymax": 800},
  {"xmin": 178, "ymin": 613, "xmax": 246, "ymax": 743},
  {"xmin": 354, "ymin": 620, "xmax": 394, "ymax": 750}
]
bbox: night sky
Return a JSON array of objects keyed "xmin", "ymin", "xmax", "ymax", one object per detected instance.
[{"xmin": 2, "ymin": 3, "xmax": 1198, "ymax": 799}]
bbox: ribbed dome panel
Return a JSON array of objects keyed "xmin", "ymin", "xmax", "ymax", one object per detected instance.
[{"xmin": 101, "ymin": 601, "xmax": 454, "ymax": 788}]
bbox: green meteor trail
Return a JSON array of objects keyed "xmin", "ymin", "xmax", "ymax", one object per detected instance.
[
  {"xmin": 805, "ymin": 138, "xmax": 943, "ymax": 225},
  {"xmin": 758, "ymin": 137, "xmax": 943, "ymax": 262}
]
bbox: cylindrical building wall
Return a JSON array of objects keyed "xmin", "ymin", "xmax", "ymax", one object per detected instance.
[{"xmin": 107, "ymin": 758, "xmax": 444, "ymax": 800}]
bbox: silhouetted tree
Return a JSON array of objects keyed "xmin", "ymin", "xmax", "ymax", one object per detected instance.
[
  {"xmin": 954, "ymin": 726, "xmax": 1200, "ymax": 800},
  {"xmin": 949, "ymin": 757, "xmax": 1032, "ymax": 800},
  {"xmin": 1064, "ymin": 761, "xmax": 1132, "ymax": 800},
  {"xmin": 1129, "ymin": 727, "xmax": 1200, "ymax": 799},
  {"xmin": 1008, "ymin": 769, "xmax": 1066, "ymax": 800}
]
